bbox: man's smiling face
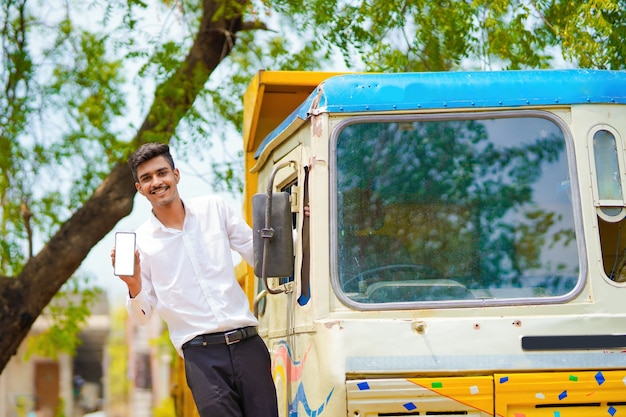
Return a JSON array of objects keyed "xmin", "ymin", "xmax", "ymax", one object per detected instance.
[{"xmin": 135, "ymin": 155, "xmax": 181, "ymax": 207}]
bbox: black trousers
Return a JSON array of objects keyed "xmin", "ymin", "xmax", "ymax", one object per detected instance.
[{"xmin": 183, "ymin": 334, "xmax": 279, "ymax": 417}]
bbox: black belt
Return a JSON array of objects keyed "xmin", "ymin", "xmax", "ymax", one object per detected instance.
[{"xmin": 182, "ymin": 326, "xmax": 258, "ymax": 349}]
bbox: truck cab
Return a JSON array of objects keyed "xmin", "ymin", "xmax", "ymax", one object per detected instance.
[{"xmin": 243, "ymin": 70, "xmax": 626, "ymax": 417}]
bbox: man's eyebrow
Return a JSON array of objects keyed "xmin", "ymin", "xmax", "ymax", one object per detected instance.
[{"xmin": 138, "ymin": 167, "xmax": 169, "ymax": 181}]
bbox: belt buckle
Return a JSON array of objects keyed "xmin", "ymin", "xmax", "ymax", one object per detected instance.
[{"xmin": 224, "ymin": 330, "xmax": 240, "ymax": 345}]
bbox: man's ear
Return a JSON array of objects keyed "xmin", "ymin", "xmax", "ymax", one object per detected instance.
[
  {"xmin": 135, "ymin": 182, "xmax": 143, "ymax": 194},
  {"xmin": 174, "ymin": 168, "xmax": 180, "ymax": 183}
]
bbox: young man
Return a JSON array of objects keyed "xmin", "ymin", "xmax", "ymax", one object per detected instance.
[{"xmin": 111, "ymin": 142, "xmax": 278, "ymax": 417}]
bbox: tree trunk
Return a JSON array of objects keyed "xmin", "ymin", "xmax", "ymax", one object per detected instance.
[{"xmin": 0, "ymin": 0, "xmax": 246, "ymax": 372}]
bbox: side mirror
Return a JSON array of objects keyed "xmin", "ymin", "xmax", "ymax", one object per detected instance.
[{"xmin": 252, "ymin": 192, "xmax": 294, "ymax": 292}]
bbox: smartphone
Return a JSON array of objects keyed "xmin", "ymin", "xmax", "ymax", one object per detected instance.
[{"xmin": 114, "ymin": 232, "xmax": 136, "ymax": 276}]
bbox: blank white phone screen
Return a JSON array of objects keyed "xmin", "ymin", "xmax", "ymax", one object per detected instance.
[{"xmin": 114, "ymin": 232, "xmax": 136, "ymax": 276}]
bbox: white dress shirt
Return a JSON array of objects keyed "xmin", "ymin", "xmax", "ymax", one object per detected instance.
[{"xmin": 126, "ymin": 195, "xmax": 259, "ymax": 356}]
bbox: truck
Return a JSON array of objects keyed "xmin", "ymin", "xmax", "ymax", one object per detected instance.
[{"xmin": 176, "ymin": 69, "xmax": 626, "ymax": 417}]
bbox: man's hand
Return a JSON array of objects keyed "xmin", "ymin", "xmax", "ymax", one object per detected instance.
[{"xmin": 111, "ymin": 248, "xmax": 142, "ymax": 298}]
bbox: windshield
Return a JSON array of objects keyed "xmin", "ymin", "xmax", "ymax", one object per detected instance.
[{"xmin": 333, "ymin": 113, "xmax": 580, "ymax": 306}]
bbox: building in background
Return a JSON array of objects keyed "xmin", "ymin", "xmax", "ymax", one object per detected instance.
[
  {"xmin": 124, "ymin": 312, "xmax": 174, "ymax": 417},
  {"xmin": 0, "ymin": 294, "xmax": 110, "ymax": 417}
]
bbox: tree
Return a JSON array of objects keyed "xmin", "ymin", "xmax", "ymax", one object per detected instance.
[
  {"xmin": 1, "ymin": 0, "xmax": 624, "ymax": 372},
  {"xmin": 269, "ymin": 0, "xmax": 626, "ymax": 71},
  {"xmin": 0, "ymin": 0, "xmax": 266, "ymax": 371}
]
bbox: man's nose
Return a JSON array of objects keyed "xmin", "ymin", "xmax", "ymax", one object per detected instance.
[{"xmin": 149, "ymin": 176, "xmax": 164, "ymax": 188}]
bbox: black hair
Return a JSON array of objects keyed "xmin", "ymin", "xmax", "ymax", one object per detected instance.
[{"xmin": 127, "ymin": 142, "xmax": 175, "ymax": 182}]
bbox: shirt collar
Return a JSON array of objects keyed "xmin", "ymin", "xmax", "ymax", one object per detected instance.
[{"xmin": 147, "ymin": 199, "xmax": 188, "ymax": 232}]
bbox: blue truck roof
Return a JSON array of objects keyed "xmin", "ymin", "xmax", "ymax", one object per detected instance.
[{"xmin": 255, "ymin": 69, "xmax": 626, "ymax": 158}]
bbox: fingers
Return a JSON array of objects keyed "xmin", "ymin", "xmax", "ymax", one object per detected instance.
[
  {"xmin": 110, "ymin": 247, "xmax": 143, "ymax": 298},
  {"xmin": 110, "ymin": 247, "xmax": 141, "ymax": 279}
]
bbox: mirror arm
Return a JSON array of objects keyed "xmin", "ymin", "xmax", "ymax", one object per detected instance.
[{"xmin": 254, "ymin": 289, "xmax": 268, "ymax": 318}]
